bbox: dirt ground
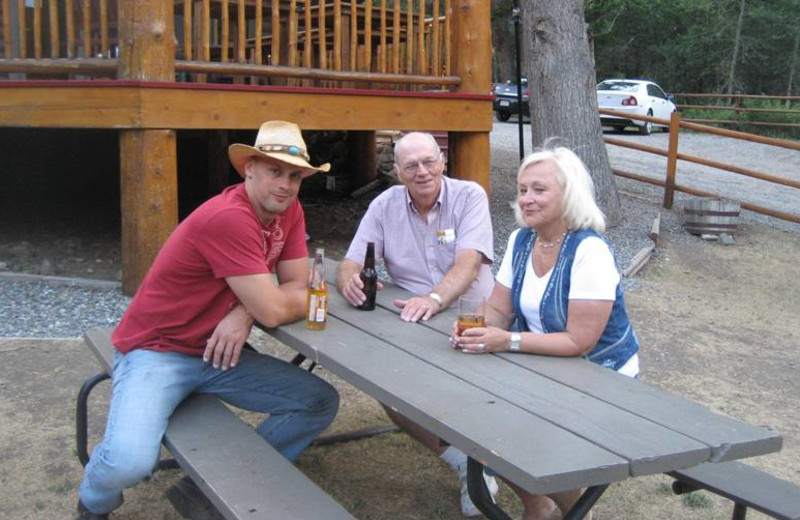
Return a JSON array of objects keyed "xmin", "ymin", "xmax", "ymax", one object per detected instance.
[{"xmin": 1, "ymin": 204, "xmax": 798, "ymax": 520}]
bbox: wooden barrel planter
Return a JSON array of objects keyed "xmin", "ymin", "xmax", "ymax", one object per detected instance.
[{"xmin": 683, "ymin": 197, "xmax": 741, "ymax": 235}]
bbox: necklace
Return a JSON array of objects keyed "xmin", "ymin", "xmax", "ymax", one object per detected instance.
[{"xmin": 537, "ymin": 232, "xmax": 566, "ymax": 249}]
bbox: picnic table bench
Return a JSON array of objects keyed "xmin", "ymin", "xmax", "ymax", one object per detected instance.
[
  {"xmin": 670, "ymin": 461, "xmax": 800, "ymax": 520},
  {"xmin": 76, "ymin": 328, "xmax": 356, "ymax": 520}
]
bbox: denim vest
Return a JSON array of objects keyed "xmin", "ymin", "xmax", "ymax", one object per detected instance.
[{"xmin": 510, "ymin": 228, "xmax": 639, "ymax": 371}]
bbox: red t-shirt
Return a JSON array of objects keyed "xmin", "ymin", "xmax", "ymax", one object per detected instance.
[{"xmin": 112, "ymin": 184, "xmax": 308, "ymax": 356}]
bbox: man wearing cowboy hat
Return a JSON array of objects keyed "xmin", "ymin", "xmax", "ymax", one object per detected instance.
[{"xmin": 76, "ymin": 121, "xmax": 339, "ymax": 520}]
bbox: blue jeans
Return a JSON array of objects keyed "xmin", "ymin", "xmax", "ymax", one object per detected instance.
[{"xmin": 79, "ymin": 347, "xmax": 339, "ymax": 514}]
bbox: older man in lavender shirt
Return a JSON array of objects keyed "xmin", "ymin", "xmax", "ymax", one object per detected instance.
[{"xmin": 335, "ymin": 131, "xmax": 497, "ymax": 516}]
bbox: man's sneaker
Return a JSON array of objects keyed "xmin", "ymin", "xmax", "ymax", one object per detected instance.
[
  {"xmin": 457, "ymin": 463, "xmax": 499, "ymax": 517},
  {"xmin": 165, "ymin": 476, "xmax": 225, "ymax": 520},
  {"xmin": 75, "ymin": 500, "xmax": 109, "ymax": 520}
]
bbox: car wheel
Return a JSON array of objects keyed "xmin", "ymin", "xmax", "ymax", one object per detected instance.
[
  {"xmin": 496, "ymin": 111, "xmax": 511, "ymax": 122},
  {"xmin": 638, "ymin": 111, "xmax": 653, "ymax": 135}
]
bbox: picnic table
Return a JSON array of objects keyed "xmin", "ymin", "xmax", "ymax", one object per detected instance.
[{"xmin": 259, "ymin": 261, "xmax": 783, "ymax": 520}]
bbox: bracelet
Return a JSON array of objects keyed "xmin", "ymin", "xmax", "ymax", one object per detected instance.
[
  {"xmin": 428, "ymin": 292, "xmax": 443, "ymax": 307},
  {"xmin": 509, "ymin": 332, "xmax": 522, "ymax": 352}
]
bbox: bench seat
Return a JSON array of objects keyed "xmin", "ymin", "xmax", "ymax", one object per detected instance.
[
  {"xmin": 82, "ymin": 328, "xmax": 355, "ymax": 520},
  {"xmin": 669, "ymin": 461, "xmax": 800, "ymax": 520}
]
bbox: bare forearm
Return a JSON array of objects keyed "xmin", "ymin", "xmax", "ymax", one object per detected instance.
[
  {"xmin": 336, "ymin": 259, "xmax": 362, "ymax": 294},
  {"xmin": 432, "ymin": 251, "xmax": 481, "ymax": 309}
]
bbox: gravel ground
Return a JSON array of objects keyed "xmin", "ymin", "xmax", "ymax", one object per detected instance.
[{"xmin": 1, "ymin": 123, "xmax": 791, "ymax": 338}]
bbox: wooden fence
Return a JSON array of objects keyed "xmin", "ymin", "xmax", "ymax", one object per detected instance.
[
  {"xmin": 675, "ymin": 93, "xmax": 800, "ymax": 129},
  {"xmin": 0, "ymin": 0, "xmax": 453, "ymax": 89},
  {"xmin": 599, "ymin": 108, "xmax": 800, "ymax": 225}
]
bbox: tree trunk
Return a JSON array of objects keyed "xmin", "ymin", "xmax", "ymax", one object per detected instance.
[
  {"xmin": 786, "ymin": 30, "xmax": 800, "ymax": 108},
  {"xmin": 522, "ymin": 0, "xmax": 621, "ymax": 225},
  {"xmin": 726, "ymin": 0, "xmax": 747, "ymax": 97}
]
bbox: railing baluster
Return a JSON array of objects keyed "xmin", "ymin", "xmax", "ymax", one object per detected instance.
[
  {"xmin": 405, "ymin": 0, "xmax": 411, "ymax": 76},
  {"xmin": 349, "ymin": 0, "xmax": 356, "ymax": 70},
  {"xmin": 288, "ymin": 0, "xmax": 297, "ymax": 67},
  {"xmin": 392, "ymin": 0, "xmax": 398, "ymax": 73},
  {"xmin": 100, "ymin": 0, "xmax": 108, "ymax": 57},
  {"xmin": 65, "ymin": 0, "xmax": 75, "ymax": 58},
  {"xmin": 271, "ymin": 0, "xmax": 279, "ymax": 65},
  {"xmin": 303, "ymin": 0, "xmax": 311, "ymax": 69},
  {"xmin": 2, "ymin": 0, "xmax": 11, "ymax": 58},
  {"xmin": 255, "ymin": 0, "xmax": 262, "ymax": 64},
  {"xmin": 182, "ymin": 0, "xmax": 191, "ymax": 60},
  {"xmin": 220, "ymin": 0, "xmax": 228, "ymax": 61},
  {"xmin": 318, "ymin": 0, "xmax": 326, "ymax": 70},
  {"xmin": 17, "ymin": 0, "xmax": 25, "ymax": 58},
  {"xmin": 431, "ymin": 0, "xmax": 439, "ymax": 76},
  {"xmin": 237, "ymin": 0, "xmax": 244, "ymax": 63},
  {"xmin": 364, "ymin": 0, "xmax": 372, "ymax": 72},
  {"xmin": 444, "ymin": 0, "xmax": 450, "ymax": 75},
  {"xmin": 202, "ymin": 0, "xmax": 210, "ymax": 61},
  {"xmin": 379, "ymin": 0, "xmax": 386, "ymax": 73},
  {"xmin": 333, "ymin": 0, "xmax": 340, "ymax": 71},
  {"xmin": 81, "ymin": 0, "xmax": 89, "ymax": 58},
  {"xmin": 48, "ymin": 0, "xmax": 59, "ymax": 57},
  {"xmin": 33, "ymin": 0, "xmax": 41, "ymax": 59},
  {"xmin": 416, "ymin": 0, "xmax": 423, "ymax": 76}
]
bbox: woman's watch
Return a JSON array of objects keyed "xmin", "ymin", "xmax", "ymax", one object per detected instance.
[{"xmin": 509, "ymin": 332, "xmax": 522, "ymax": 352}]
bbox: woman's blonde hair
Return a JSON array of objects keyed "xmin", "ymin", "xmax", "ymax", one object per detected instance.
[{"xmin": 512, "ymin": 145, "xmax": 606, "ymax": 233}]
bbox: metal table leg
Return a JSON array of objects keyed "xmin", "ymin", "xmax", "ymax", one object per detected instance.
[
  {"xmin": 467, "ymin": 457, "xmax": 513, "ymax": 520},
  {"xmin": 467, "ymin": 457, "xmax": 609, "ymax": 520},
  {"xmin": 562, "ymin": 484, "xmax": 609, "ymax": 520}
]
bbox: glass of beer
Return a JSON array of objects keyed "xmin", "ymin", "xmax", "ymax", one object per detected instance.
[{"xmin": 457, "ymin": 296, "xmax": 486, "ymax": 335}]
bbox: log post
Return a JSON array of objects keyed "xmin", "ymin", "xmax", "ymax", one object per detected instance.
[
  {"xmin": 448, "ymin": 0, "xmax": 491, "ymax": 195},
  {"xmin": 118, "ymin": 0, "xmax": 176, "ymax": 294},
  {"xmin": 347, "ymin": 130, "xmax": 377, "ymax": 190}
]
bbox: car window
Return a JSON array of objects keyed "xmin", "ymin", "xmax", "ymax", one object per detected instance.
[
  {"xmin": 647, "ymin": 84, "xmax": 666, "ymax": 99},
  {"xmin": 597, "ymin": 81, "xmax": 638, "ymax": 92}
]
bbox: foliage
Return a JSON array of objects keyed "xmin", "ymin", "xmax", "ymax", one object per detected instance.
[{"xmin": 583, "ymin": 0, "xmax": 800, "ymax": 96}]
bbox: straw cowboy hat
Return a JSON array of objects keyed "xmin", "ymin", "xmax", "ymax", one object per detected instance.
[{"xmin": 229, "ymin": 120, "xmax": 331, "ymax": 178}]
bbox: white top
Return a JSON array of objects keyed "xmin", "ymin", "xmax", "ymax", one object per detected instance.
[{"xmin": 496, "ymin": 229, "xmax": 620, "ymax": 333}]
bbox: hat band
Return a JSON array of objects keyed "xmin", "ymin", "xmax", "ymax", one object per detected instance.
[{"xmin": 256, "ymin": 144, "xmax": 310, "ymax": 162}]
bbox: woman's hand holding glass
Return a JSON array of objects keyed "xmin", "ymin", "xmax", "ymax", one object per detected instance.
[{"xmin": 451, "ymin": 322, "xmax": 512, "ymax": 354}]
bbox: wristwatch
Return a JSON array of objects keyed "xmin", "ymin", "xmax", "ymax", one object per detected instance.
[
  {"xmin": 428, "ymin": 292, "xmax": 443, "ymax": 307},
  {"xmin": 509, "ymin": 332, "xmax": 522, "ymax": 352}
]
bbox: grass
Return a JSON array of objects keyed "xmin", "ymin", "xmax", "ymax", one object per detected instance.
[{"xmin": 683, "ymin": 490, "xmax": 715, "ymax": 508}]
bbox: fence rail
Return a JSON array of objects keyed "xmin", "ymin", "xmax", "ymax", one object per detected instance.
[
  {"xmin": 674, "ymin": 93, "xmax": 800, "ymax": 129},
  {"xmin": 598, "ymin": 108, "xmax": 800, "ymax": 225}
]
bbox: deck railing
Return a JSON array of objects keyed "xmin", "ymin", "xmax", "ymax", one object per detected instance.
[{"xmin": 0, "ymin": 0, "xmax": 458, "ymax": 90}]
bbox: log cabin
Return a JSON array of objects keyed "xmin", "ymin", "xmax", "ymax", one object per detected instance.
[{"xmin": 0, "ymin": 0, "xmax": 492, "ymax": 294}]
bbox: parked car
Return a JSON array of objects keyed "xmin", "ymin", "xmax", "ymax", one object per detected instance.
[
  {"xmin": 596, "ymin": 79, "xmax": 677, "ymax": 135},
  {"xmin": 493, "ymin": 78, "xmax": 529, "ymax": 122}
]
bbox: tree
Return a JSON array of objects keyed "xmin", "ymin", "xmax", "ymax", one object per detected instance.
[{"xmin": 522, "ymin": 0, "xmax": 622, "ymax": 225}]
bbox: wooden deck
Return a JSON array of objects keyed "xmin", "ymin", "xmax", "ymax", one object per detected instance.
[{"xmin": 0, "ymin": 1, "xmax": 492, "ymax": 294}]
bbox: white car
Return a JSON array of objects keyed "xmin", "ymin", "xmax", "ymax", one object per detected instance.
[{"xmin": 596, "ymin": 79, "xmax": 677, "ymax": 135}]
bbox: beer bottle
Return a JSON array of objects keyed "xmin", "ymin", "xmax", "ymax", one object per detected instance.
[
  {"xmin": 358, "ymin": 242, "xmax": 377, "ymax": 311},
  {"xmin": 306, "ymin": 248, "xmax": 328, "ymax": 330}
]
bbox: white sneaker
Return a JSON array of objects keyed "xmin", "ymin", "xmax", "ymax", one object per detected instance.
[{"xmin": 457, "ymin": 462, "xmax": 499, "ymax": 517}]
